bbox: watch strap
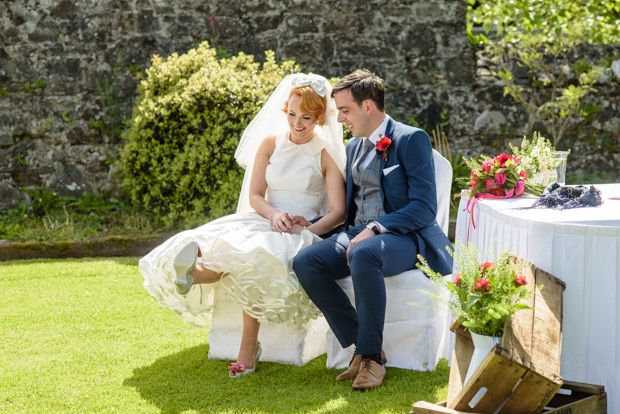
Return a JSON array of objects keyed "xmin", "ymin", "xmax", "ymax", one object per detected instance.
[{"xmin": 367, "ymin": 221, "xmax": 381, "ymax": 235}]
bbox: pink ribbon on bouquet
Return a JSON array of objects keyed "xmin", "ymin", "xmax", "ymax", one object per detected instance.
[{"xmin": 464, "ymin": 180, "xmax": 525, "ymax": 242}]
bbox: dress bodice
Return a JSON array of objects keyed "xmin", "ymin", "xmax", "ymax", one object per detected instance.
[{"xmin": 265, "ymin": 132, "xmax": 326, "ymax": 220}]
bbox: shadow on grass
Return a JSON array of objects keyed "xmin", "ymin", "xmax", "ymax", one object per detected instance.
[{"xmin": 124, "ymin": 343, "xmax": 450, "ymax": 414}]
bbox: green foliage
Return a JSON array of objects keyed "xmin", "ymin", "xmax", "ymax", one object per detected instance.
[
  {"xmin": 61, "ymin": 108, "xmax": 75, "ymax": 128},
  {"xmin": 21, "ymin": 76, "xmax": 47, "ymax": 93},
  {"xmin": 467, "ymin": 0, "xmax": 620, "ymax": 146},
  {"xmin": 126, "ymin": 63, "xmax": 145, "ymax": 81},
  {"xmin": 569, "ymin": 169, "xmax": 619, "ymax": 186},
  {"xmin": 0, "ymin": 186, "xmax": 159, "ymax": 242},
  {"xmin": 91, "ymin": 49, "xmax": 126, "ymax": 143},
  {"xmin": 0, "ymin": 86, "xmax": 7, "ymax": 99},
  {"xmin": 417, "ymin": 242, "xmax": 533, "ymax": 337},
  {"xmin": 13, "ymin": 153, "xmax": 27, "ymax": 167},
  {"xmin": 466, "ymin": 20, "xmax": 487, "ymax": 47},
  {"xmin": 468, "ymin": 0, "xmax": 620, "ymax": 46},
  {"xmin": 208, "ymin": 14, "xmax": 229, "ymax": 60},
  {"xmin": 489, "ymin": 36, "xmax": 603, "ymax": 146},
  {"xmin": 120, "ymin": 41, "xmax": 300, "ymax": 228},
  {"xmin": 23, "ymin": 185, "xmax": 65, "ymax": 217},
  {"xmin": 572, "ymin": 60, "xmax": 593, "ymax": 76}
]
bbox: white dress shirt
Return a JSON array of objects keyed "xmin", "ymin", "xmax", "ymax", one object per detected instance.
[{"xmin": 358, "ymin": 116, "xmax": 390, "ymax": 172}]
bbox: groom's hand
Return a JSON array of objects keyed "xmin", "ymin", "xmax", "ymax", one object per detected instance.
[
  {"xmin": 291, "ymin": 215, "xmax": 312, "ymax": 227},
  {"xmin": 346, "ymin": 228, "xmax": 375, "ymax": 266}
]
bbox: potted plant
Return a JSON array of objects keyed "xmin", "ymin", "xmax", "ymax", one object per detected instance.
[{"xmin": 417, "ymin": 242, "xmax": 533, "ymax": 382}]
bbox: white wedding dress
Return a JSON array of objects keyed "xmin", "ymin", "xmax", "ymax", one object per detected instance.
[{"xmin": 139, "ymin": 132, "xmax": 328, "ymax": 327}]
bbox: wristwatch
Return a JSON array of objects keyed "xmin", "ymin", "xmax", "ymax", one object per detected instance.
[{"xmin": 366, "ymin": 221, "xmax": 381, "ymax": 235}]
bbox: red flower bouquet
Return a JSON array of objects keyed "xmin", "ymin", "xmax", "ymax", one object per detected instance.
[{"xmin": 465, "ymin": 152, "xmax": 546, "ymax": 198}]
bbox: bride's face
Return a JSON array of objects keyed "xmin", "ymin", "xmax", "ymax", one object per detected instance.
[{"xmin": 286, "ymin": 94, "xmax": 318, "ymax": 143}]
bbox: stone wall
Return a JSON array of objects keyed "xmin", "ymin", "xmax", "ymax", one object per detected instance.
[{"xmin": 0, "ymin": 0, "xmax": 618, "ymax": 209}]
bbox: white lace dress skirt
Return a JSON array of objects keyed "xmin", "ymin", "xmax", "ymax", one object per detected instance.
[
  {"xmin": 141, "ymin": 131, "xmax": 329, "ymax": 327},
  {"xmin": 139, "ymin": 211, "xmax": 322, "ymax": 327}
]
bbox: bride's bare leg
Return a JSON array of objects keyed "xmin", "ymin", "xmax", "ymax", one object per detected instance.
[
  {"xmin": 186, "ymin": 243, "xmax": 224, "ymax": 284},
  {"xmin": 173, "ymin": 243, "xmax": 224, "ymax": 294},
  {"xmin": 189, "ymin": 263, "xmax": 223, "ymax": 284},
  {"xmin": 235, "ymin": 312, "xmax": 260, "ymax": 368}
]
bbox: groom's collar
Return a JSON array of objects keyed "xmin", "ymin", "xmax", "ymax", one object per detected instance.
[{"xmin": 365, "ymin": 115, "xmax": 391, "ymax": 145}]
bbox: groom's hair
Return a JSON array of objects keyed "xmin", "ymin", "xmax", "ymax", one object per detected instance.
[{"xmin": 331, "ymin": 69, "xmax": 385, "ymax": 112}]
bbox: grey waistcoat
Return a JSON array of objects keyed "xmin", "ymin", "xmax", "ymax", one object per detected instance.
[{"xmin": 351, "ymin": 149, "xmax": 386, "ymax": 227}]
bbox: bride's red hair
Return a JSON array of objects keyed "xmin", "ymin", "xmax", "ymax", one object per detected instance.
[{"xmin": 282, "ymin": 86, "xmax": 327, "ymax": 126}]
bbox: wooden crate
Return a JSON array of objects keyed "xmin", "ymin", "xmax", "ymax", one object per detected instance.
[
  {"xmin": 500, "ymin": 259, "xmax": 566, "ymax": 381},
  {"xmin": 411, "ymin": 381, "xmax": 607, "ymax": 414},
  {"xmin": 447, "ymin": 259, "xmax": 565, "ymax": 408},
  {"xmin": 413, "ymin": 258, "xmax": 568, "ymax": 414},
  {"xmin": 446, "ymin": 345, "xmax": 562, "ymax": 413},
  {"xmin": 543, "ymin": 381, "xmax": 607, "ymax": 413}
]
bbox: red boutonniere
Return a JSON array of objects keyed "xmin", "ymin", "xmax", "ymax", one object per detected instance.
[{"xmin": 376, "ymin": 135, "xmax": 391, "ymax": 161}]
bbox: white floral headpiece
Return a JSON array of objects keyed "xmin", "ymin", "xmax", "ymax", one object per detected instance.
[{"xmin": 291, "ymin": 73, "xmax": 328, "ymax": 97}]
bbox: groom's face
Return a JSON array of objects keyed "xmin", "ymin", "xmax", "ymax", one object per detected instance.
[{"xmin": 334, "ymin": 89, "xmax": 371, "ymax": 138}]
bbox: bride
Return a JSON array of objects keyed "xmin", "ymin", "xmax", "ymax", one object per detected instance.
[{"xmin": 139, "ymin": 73, "xmax": 346, "ymax": 377}]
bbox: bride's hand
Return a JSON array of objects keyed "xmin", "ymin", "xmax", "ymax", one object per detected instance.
[
  {"xmin": 270, "ymin": 211, "xmax": 293, "ymax": 233},
  {"xmin": 291, "ymin": 215, "xmax": 312, "ymax": 227}
]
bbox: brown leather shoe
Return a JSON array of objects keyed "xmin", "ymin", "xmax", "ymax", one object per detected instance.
[
  {"xmin": 352, "ymin": 359, "xmax": 386, "ymax": 390},
  {"xmin": 335, "ymin": 354, "xmax": 362, "ymax": 381},
  {"xmin": 335, "ymin": 350, "xmax": 387, "ymax": 381}
]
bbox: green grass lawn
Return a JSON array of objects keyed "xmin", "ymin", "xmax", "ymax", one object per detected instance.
[{"xmin": 0, "ymin": 258, "xmax": 449, "ymax": 413}]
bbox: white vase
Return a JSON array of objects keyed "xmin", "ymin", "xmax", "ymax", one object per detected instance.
[
  {"xmin": 553, "ymin": 151, "xmax": 569, "ymax": 186},
  {"xmin": 464, "ymin": 332, "xmax": 502, "ymax": 384}
]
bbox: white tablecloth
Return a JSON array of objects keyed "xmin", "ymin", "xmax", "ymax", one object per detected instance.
[{"xmin": 455, "ymin": 183, "xmax": 620, "ymax": 412}]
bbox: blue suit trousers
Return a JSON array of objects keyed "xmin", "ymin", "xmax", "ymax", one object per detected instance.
[{"xmin": 293, "ymin": 225, "xmax": 419, "ymax": 355}]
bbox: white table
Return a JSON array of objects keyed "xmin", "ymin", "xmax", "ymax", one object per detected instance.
[{"xmin": 455, "ymin": 183, "xmax": 620, "ymax": 412}]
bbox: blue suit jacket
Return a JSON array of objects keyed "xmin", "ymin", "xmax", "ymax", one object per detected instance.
[{"xmin": 345, "ymin": 117, "xmax": 453, "ymax": 276}]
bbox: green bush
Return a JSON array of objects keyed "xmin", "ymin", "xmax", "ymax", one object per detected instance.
[{"xmin": 120, "ymin": 42, "xmax": 300, "ymax": 228}]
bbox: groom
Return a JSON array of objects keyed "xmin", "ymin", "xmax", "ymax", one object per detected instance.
[{"xmin": 293, "ymin": 69, "xmax": 452, "ymax": 390}]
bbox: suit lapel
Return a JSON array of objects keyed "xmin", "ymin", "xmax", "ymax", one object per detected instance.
[
  {"xmin": 379, "ymin": 118, "xmax": 397, "ymax": 204},
  {"xmin": 380, "ymin": 118, "xmax": 397, "ymax": 169}
]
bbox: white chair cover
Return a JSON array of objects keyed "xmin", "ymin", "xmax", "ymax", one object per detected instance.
[
  {"xmin": 433, "ymin": 149, "xmax": 452, "ymax": 236},
  {"xmin": 208, "ymin": 284, "xmax": 329, "ymax": 366},
  {"xmin": 326, "ymin": 149, "xmax": 453, "ymax": 370}
]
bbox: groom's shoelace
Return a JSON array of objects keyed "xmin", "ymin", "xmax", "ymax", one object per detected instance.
[{"xmin": 360, "ymin": 359, "xmax": 380, "ymax": 376}]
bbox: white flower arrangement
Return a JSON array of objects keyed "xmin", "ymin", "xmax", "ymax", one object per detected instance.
[{"xmin": 510, "ymin": 132, "xmax": 568, "ymax": 185}]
